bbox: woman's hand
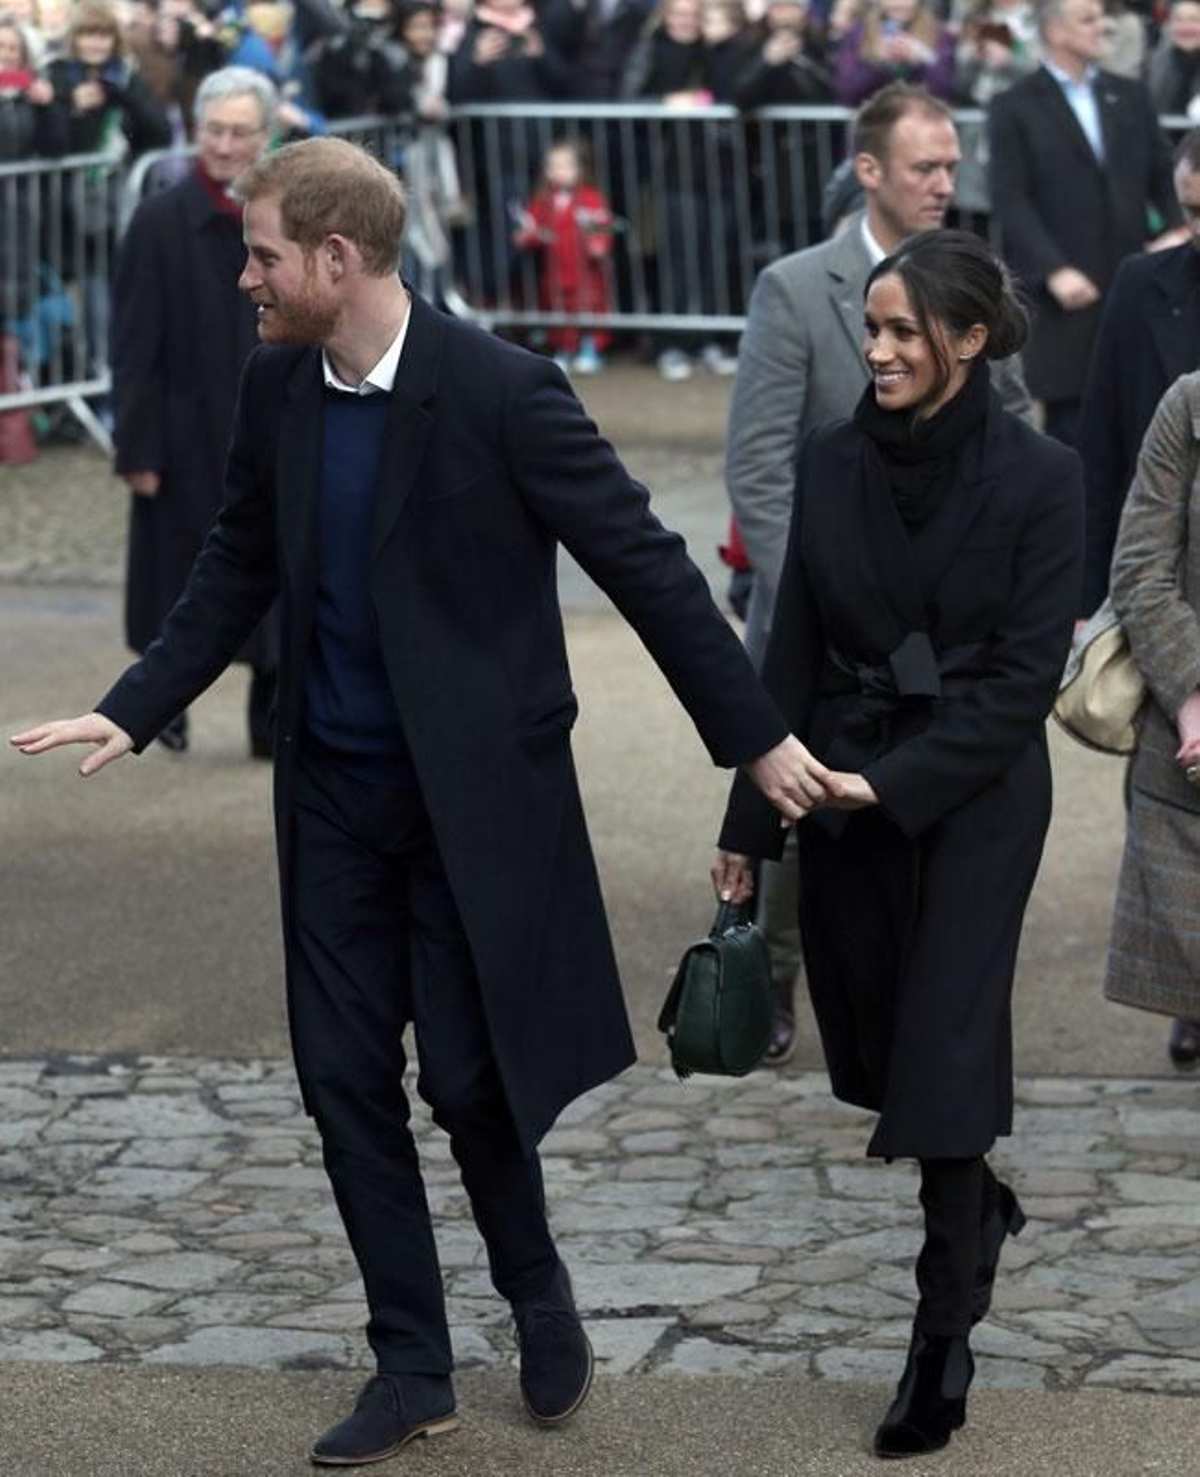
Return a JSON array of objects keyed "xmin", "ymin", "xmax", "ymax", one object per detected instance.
[
  {"xmin": 712, "ymin": 850, "xmax": 755, "ymax": 905},
  {"xmin": 821, "ymin": 771, "xmax": 879, "ymax": 810},
  {"xmin": 1175, "ymin": 689, "xmax": 1200, "ymax": 772}
]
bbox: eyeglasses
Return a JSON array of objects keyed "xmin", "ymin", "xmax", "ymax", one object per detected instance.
[{"xmin": 199, "ymin": 121, "xmax": 267, "ymax": 143}]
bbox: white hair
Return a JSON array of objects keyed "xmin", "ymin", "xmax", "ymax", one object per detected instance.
[{"xmin": 194, "ymin": 65, "xmax": 279, "ymax": 132}]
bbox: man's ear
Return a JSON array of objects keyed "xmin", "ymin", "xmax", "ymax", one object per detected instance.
[
  {"xmin": 855, "ymin": 150, "xmax": 884, "ymax": 191},
  {"xmin": 324, "ymin": 233, "xmax": 351, "ymax": 280}
]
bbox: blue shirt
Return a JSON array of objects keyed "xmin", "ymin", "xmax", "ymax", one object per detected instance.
[{"xmin": 1043, "ymin": 60, "xmax": 1105, "ymax": 162}]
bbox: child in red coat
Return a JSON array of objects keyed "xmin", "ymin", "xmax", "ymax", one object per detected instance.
[{"xmin": 513, "ymin": 138, "xmax": 613, "ymax": 375}]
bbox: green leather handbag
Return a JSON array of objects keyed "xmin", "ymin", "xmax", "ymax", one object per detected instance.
[{"xmin": 658, "ymin": 902, "xmax": 773, "ymax": 1079}]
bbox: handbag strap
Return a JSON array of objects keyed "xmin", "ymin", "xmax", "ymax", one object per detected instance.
[{"xmin": 710, "ymin": 900, "xmax": 751, "ymax": 937}]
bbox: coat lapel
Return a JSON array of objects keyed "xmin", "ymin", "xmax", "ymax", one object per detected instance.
[
  {"xmin": 369, "ymin": 291, "xmax": 443, "ymax": 564},
  {"xmin": 826, "ymin": 219, "xmax": 870, "ymax": 363},
  {"xmin": 277, "ymin": 348, "xmax": 323, "ymax": 594},
  {"xmin": 1034, "ymin": 66, "xmax": 1102, "ymax": 170},
  {"xmin": 1095, "ymin": 74, "xmax": 1124, "ymax": 174}
]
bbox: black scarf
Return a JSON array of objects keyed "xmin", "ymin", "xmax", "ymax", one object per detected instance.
[{"xmin": 851, "ymin": 358, "xmax": 992, "ymax": 528}]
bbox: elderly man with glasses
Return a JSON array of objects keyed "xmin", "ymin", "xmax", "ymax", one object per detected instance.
[{"xmin": 111, "ymin": 64, "xmax": 281, "ymax": 759}]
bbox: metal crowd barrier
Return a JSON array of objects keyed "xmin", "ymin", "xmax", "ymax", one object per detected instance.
[
  {"xmin": 0, "ymin": 148, "xmax": 124, "ymax": 449},
  {"xmin": 3, "ymin": 105, "xmax": 1194, "ymax": 444}
]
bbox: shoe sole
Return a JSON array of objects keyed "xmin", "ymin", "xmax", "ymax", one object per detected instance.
[
  {"xmin": 523, "ymin": 1337, "xmax": 595, "ymax": 1427},
  {"xmin": 309, "ymin": 1414, "xmax": 459, "ymax": 1466}
]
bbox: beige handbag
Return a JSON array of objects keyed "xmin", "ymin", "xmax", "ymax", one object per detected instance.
[{"xmin": 1052, "ymin": 596, "xmax": 1147, "ymax": 755}]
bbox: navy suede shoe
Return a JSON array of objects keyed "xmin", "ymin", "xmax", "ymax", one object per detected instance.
[
  {"xmin": 310, "ymin": 1373, "xmax": 458, "ymax": 1466},
  {"xmin": 512, "ymin": 1262, "xmax": 594, "ymax": 1426}
]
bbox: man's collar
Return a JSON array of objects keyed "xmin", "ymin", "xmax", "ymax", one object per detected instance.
[
  {"xmin": 322, "ymin": 294, "xmax": 411, "ymax": 396},
  {"xmin": 860, "ymin": 214, "xmax": 890, "ymax": 267},
  {"xmin": 1042, "ymin": 57, "xmax": 1099, "ymax": 88}
]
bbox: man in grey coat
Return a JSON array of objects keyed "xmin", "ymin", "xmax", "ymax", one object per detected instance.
[{"xmin": 725, "ymin": 81, "xmax": 1033, "ymax": 1061}]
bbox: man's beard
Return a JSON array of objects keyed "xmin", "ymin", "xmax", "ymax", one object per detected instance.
[{"xmin": 256, "ymin": 277, "xmax": 338, "ymax": 346}]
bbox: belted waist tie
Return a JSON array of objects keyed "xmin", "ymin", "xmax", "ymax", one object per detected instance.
[{"xmin": 810, "ymin": 633, "xmax": 989, "ymax": 839}]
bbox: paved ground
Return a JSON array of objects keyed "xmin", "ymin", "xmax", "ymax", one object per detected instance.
[{"xmin": 3, "ymin": 363, "xmax": 1199, "ymax": 1475}]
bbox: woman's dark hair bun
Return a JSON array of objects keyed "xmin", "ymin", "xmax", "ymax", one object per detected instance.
[{"xmin": 866, "ymin": 228, "xmax": 1030, "ymax": 373}]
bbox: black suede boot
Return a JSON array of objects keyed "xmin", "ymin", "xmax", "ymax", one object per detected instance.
[
  {"xmin": 873, "ymin": 1327, "xmax": 974, "ymax": 1458},
  {"xmin": 972, "ymin": 1175, "xmax": 1026, "ymax": 1325}
]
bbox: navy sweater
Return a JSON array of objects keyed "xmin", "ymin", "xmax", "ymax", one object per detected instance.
[{"xmin": 303, "ymin": 390, "xmax": 415, "ymax": 784}]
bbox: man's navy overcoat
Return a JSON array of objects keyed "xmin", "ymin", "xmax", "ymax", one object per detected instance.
[{"xmin": 98, "ymin": 293, "xmax": 787, "ymax": 1149}]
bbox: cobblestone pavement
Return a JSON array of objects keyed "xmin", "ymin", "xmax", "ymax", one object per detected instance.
[{"xmin": 5, "ymin": 1054, "xmax": 1200, "ymax": 1394}]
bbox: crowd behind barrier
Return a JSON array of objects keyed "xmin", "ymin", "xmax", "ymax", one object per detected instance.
[{"xmin": 0, "ymin": 102, "xmax": 1193, "ymax": 437}]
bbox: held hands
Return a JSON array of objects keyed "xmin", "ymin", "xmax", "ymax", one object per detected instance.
[
  {"xmin": 744, "ymin": 734, "xmax": 879, "ymax": 824},
  {"xmin": 10, "ymin": 712, "xmax": 134, "ymax": 777},
  {"xmin": 745, "ymin": 733, "xmax": 830, "ymax": 822}
]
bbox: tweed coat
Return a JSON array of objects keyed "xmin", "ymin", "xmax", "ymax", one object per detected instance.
[
  {"xmin": 96, "ymin": 293, "xmax": 788, "ymax": 1153},
  {"xmin": 720, "ymin": 389, "xmax": 1083, "ymax": 1157},
  {"xmin": 725, "ymin": 214, "xmax": 1034, "ymax": 666},
  {"xmin": 1106, "ymin": 373, "xmax": 1200, "ymax": 1017}
]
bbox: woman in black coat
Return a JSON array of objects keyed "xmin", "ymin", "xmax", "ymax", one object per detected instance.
[{"xmin": 714, "ymin": 230, "xmax": 1083, "ymax": 1459}]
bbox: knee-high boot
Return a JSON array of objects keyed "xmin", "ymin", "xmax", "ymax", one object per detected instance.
[
  {"xmin": 874, "ymin": 1156, "xmax": 983, "ymax": 1460},
  {"xmin": 972, "ymin": 1160, "xmax": 1026, "ymax": 1325}
]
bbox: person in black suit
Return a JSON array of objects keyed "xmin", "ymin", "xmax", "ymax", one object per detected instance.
[
  {"xmin": 1077, "ymin": 128, "xmax": 1200, "ymax": 617},
  {"xmin": 988, "ymin": 0, "xmax": 1179, "ymax": 447},
  {"xmin": 715, "ymin": 230, "xmax": 1083, "ymax": 1459},
  {"xmin": 12, "ymin": 137, "xmax": 815, "ymax": 1468}
]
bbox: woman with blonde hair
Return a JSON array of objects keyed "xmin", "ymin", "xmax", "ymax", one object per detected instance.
[{"xmin": 833, "ymin": 0, "xmax": 956, "ymax": 104}]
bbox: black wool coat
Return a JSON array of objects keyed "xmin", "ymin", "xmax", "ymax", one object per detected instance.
[
  {"xmin": 111, "ymin": 173, "xmax": 276, "ymax": 667},
  {"xmin": 96, "ymin": 294, "xmax": 788, "ymax": 1151},
  {"xmin": 987, "ymin": 67, "xmax": 1178, "ymax": 405},
  {"xmin": 1076, "ymin": 243, "xmax": 1200, "ymax": 615},
  {"xmin": 720, "ymin": 396, "xmax": 1083, "ymax": 1158}
]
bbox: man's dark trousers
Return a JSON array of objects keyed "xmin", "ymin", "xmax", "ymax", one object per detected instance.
[{"xmin": 289, "ymin": 747, "xmax": 559, "ymax": 1373}]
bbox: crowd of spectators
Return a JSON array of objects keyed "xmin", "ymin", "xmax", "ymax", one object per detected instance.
[
  {"xmin": 0, "ymin": 0, "xmax": 1189, "ymax": 423},
  {"xmin": 3, "ymin": 0, "xmax": 1185, "ymax": 168}
]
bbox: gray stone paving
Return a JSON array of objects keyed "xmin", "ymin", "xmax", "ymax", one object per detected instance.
[{"xmin": 4, "ymin": 1054, "xmax": 1200, "ymax": 1391}]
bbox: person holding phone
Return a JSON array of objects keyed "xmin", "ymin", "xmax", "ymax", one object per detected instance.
[{"xmin": 833, "ymin": 0, "xmax": 956, "ymax": 104}]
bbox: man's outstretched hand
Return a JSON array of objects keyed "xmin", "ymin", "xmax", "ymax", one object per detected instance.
[{"xmin": 11, "ymin": 713, "xmax": 134, "ymax": 777}]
